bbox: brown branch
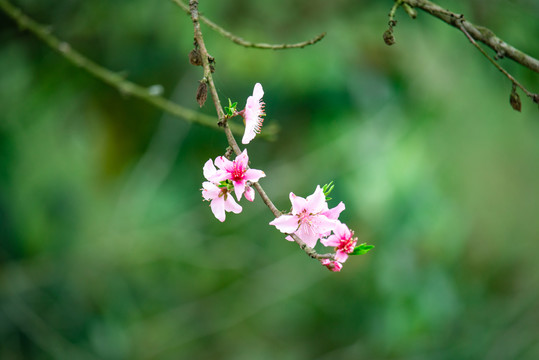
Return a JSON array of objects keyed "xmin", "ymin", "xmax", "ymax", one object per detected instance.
[
  {"xmin": 188, "ymin": 0, "xmax": 334, "ymax": 261},
  {"xmin": 456, "ymin": 19, "xmax": 538, "ymax": 104},
  {"xmin": 174, "ymin": 0, "xmax": 325, "ymax": 50},
  {"xmin": 0, "ymin": 0, "xmax": 279, "ymax": 138},
  {"xmin": 390, "ymin": 0, "xmax": 539, "ymax": 109},
  {"xmin": 399, "ymin": 0, "xmax": 539, "ymax": 73}
]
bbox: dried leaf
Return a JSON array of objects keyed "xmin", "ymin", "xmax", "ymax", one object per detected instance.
[
  {"xmin": 383, "ymin": 29, "xmax": 395, "ymax": 46},
  {"xmin": 189, "ymin": 49, "xmax": 202, "ymax": 66},
  {"xmin": 196, "ymin": 81, "xmax": 208, "ymax": 107},
  {"xmin": 509, "ymin": 86, "xmax": 521, "ymax": 112}
]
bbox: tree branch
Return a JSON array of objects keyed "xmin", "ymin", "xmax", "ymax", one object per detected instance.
[
  {"xmin": 173, "ymin": 0, "xmax": 325, "ymax": 50},
  {"xmin": 0, "ymin": 0, "xmax": 279, "ymax": 138},
  {"xmin": 399, "ymin": 0, "xmax": 539, "ymax": 73},
  {"xmin": 456, "ymin": 19, "xmax": 538, "ymax": 105},
  {"xmin": 389, "ymin": 0, "xmax": 539, "ymax": 109},
  {"xmin": 188, "ymin": 0, "xmax": 334, "ymax": 261}
]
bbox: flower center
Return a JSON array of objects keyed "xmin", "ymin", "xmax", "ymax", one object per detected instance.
[
  {"xmin": 230, "ymin": 162, "xmax": 245, "ymax": 181},
  {"xmin": 338, "ymin": 232, "xmax": 357, "ymax": 253}
]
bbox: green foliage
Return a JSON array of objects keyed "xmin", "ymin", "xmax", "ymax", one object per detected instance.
[
  {"xmin": 350, "ymin": 243, "xmax": 375, "ymax": 256},
  {"xmin": 225, "ymin": 98, "xmax": 238, "ymax": 117},
  {"xmin": 322, "ymin": 181, "xmax": 334, "ymax": 201}
]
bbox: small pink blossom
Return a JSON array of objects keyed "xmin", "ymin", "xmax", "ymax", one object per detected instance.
[
  {"xmin": 244, "ymin": 185, "xmax": 255, "ymax": 202},
  {"xmin": 269, "ymin": 185, "xmax": 339, "ymax": 248},
  {"xmin": 321, "ymin": 222, "xmax": 358, "ymax": 263},
  {"xmin": 201, "ymin": 159, "xmax": 242, "ymax": 222},
  {"xmin": 241, "ymin": 83, "xmax": 265, "ymax": 144},
  {"xmin": 213, "ymin": 150, "xmax": 265, "ymax": 201},
  {"xmin": 201, "ymin": 181, "xmax": 242, "ymax": 222},
  {"xmin": 321, "ymin": 259, "xmax": 343, "ymax": 272}
]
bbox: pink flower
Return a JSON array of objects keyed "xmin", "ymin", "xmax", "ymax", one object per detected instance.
[
  {"xmin": 201, "ymin": 181, "xmax": 242, "ymax": 222},
  {"xmin": 321, "ymin": 222, "xmax": 358, "ymax": 263},
  {"xmin": 269, "ymin": 186, "xmax": 340, "ymax": 248},
  {"xmin": 241, "ymin": 83, "xmax": 265, "ymax": 144},
  {"xmin": 213, "ymin": 150, "xmax": 265, "ymax": 201},
  {"xmin": 321, "ymin": 259, "xmax": 343, "ymax": 272},
  {"xmin": 201, "ymin": 159, "xmax": 242, "ymax": 222}
]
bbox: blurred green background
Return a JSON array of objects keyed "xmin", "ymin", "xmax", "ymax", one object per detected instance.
[{"xmin": 1, "ymin": 0, "xmax": 538, "ymax": 359}]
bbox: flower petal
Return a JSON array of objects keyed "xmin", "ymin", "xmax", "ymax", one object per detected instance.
[
  {"xmin": 210, "ymin": 196, "xmax": 226, "ymax": 222},
  {"xmin": 269, "ymin": 215, "xmax": 299, "ymax": 233},
  {"xmin": 203, "ymin": 159, "xmax": 216, "ymax": 180},
  {"xmin": 322, "ymin": 201, "xmax": 345, "ymax": 220},
  {"xmin": 311, "ymin": 215, "xmax": 339, "ymax": 234},
  {"xmin": 202, "ymin": 181, "xmax": 221, "ymax": 200},
  {"xmin": 335, "ymin": 251, "xmax": 349, "ymax": 263},
  {"xmin": 236, "ymin": 149, "xmax": 249, "ymax": 168},
  {"xmin": 224, "ymin": 194, "xmax": 243, "ymax": 214},
  {"xmin": 241, "ymin": 85, "xmax": 265, "ymax": 145},
  {"xmin": 296, "ymin": 225, "xmax": 321, "ymax": 248},
  {"xmin": 233, "ymin": 180, "xmax": 246, "ymax": 201},
  {"xmin": 215, "ymin": 156, "xmax": 234, "ymax": 172},
  {"xmin": 252, "ymin": 83, "xmax": 264, "ymax": 100},
  {"xmin": 244, "ymin": 169, "xmax": 265, "ymax": 182},
  {"xmin": 306, "ymin": 185, "xmax": 327, "ymax": 214},
  {"xmin": 290, "ymin": 192, "xmax": 307, "ymax": 214},
  {"xmin": 321, "ymin": 234, "xmax": 340, "ymax": 247}
]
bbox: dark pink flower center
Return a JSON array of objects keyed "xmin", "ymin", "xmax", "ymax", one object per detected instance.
[
  {"xmin": 230, "ymin": 162, "xmax": 245, "ymax": 182},
  {"xmin": 337, "ymin": 232, "xmax": 357, "ymax": 254}
]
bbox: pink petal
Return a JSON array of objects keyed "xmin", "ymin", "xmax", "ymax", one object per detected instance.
[
  {"xmin": 236, "ymin": 149, "xmax": 249, "ymax": 168},
  {"xmin": 244, "ymin": 186, "xmax": 255, "ymax": 202},
  {"xmin": 252, "ymin": 83, "xmax": 264, "ymax": 100},
  {"xmin": 233, "ymin": 180, "xmax": 246, "ymax": 201},
  {"xmin": 203, "ymin": 159, "xmax": 216, "ymax": 180},
  {"xmin": 335, "ymin": 222, "xmax": 351, "ymax": 239},
  {"xmin": 244, "ymin": 169, "xmax": 265, "ymax": 182},
  {"xmin": 242, "ymin": 107, "xmax": 264, "ymax": 144},
  {"xmin": 310, "ymin": 215, "xmax": 339, "ymax": 234},
  {"xmin": 202, "ymin": 181, "xmax": 221, "ymax": 200},
  {"xmin": 335, "ymin": 251, "xmax": 349, "ymax": 263},
  {"xmin": 322, "ymin": 201, "xmax": 345, "ymax": 220},
  {"xmin": 210, "ymin": 196, "xmax": 226, "ymax": 222},
  {"xmin": 211, "ymin": 170, "xmax": 229, "ymax": 182},
  {"xmin": 269, "ymin": 215, "xmax": 299, "ymax": 233},
  {"xmin": 224, "ymin": 194, "xmax": 243, "ymax": 214},
  {"xmin": 215, "ymin": 156, "xmax": 234, "ymax": 172},
  {"xmin": 295, "ymin": 225, "xmax": 321, "ymax": 248},
  {"xmin": 306, "ymin": 186, "xmax": 327, "ymax": 214},
  {"xmin": 241, "ymin": 85, "xmax": 265, "ymax": 145},
  {"xmin": 285, "ymin": 235, "xmax": 294, "ymax": 242},
  {"xmin": 321, "ymin": 234, "xmax": 340, "ymax": 247},
  {"xmin": 290, "ymin": 192, "xmax": 307, "ymax": 215}
]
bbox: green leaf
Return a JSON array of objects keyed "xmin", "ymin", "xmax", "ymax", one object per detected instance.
[
  {"xmin": 322, "ymin": 181, "xmax": 335, "ymax": 200},
  {"xmin": 349, "ymin": 243, "xmax": 374, "ymax": 256},
  {"xmin": 224, "ymin": 98, "xmax": 238, "ymax": 117}
]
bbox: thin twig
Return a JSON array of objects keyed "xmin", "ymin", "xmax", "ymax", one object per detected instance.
[
  {"xmin": 188, "ymin": 0, "xmax": 334, "ymax": 261},
  {"xmin": 456, "ymin": 19, "xmax": 538, "ymax": 103},
  {"xmin": 399, "ymin": 0, "xmax": 539, "ymax": 73},
  {"xmin": 0, "ymin": 0, "xmax": 279, "ymax": 138},
  {"xmin": 173, "ymin": 0, "xmax": 325, "ymax": 50}
]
